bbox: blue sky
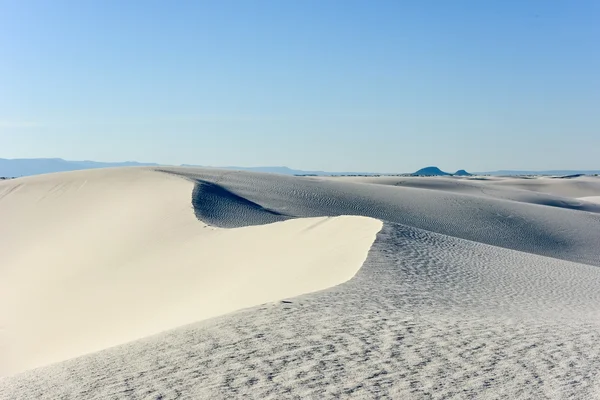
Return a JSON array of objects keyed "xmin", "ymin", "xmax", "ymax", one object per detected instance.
[{"xmin": 1, "ymin": 0, "xmax": 598, "ymax": 172}]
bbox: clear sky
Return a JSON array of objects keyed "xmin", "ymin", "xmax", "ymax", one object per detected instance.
[{"xmin": 1, "ymin": 0, "xmax": 598, "ymax": 172}]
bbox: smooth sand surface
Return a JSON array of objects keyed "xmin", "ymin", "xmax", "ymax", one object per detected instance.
[
  {"xmin": 579, "ymin": 196, "xmax": 600, "ymax": 204},
  {"xmin": 0, "ymin": 168, "xmax": 381, "ymax": 375},
  {"xmin": 2, "ymin": 169, "xmax": 600, "ymax": 399}
]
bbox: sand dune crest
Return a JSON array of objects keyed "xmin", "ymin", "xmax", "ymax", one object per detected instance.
[{"xmin": 0, "ymin": 168, "xmax": 381, "ymax": 375}]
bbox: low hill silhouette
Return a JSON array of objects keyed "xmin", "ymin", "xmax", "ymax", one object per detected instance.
[
  {"xmin": 454, "ymin": 169, "xmax": 472, "ymax": 176},
  {"xmin": 413, "ymin": 166, "xmax": 451, "ymax": 176}
]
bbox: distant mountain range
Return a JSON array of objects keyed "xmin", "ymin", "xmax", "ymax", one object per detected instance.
[
  {"xmin": 0, "ymin": 158, "xmax": 381, "ymax": 178},
  {"xmin": 1, "ymin": 158, "xmax": 598, "ymax": 178},
  {"xmin": 180, "ymin": 164, "xmax": 381, "ymax": 176},
  {"xmin": 474, "ymin": 170, "xmax": 600, "ymax": 176},
  {"xmin": 0, "ymin": 158, "xmax": 159, "ymax": 178}
]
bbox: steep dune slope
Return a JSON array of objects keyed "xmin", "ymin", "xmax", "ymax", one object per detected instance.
[{"xmin": 0, "ymin": 168, "xmax": 381, "ymax": 375}]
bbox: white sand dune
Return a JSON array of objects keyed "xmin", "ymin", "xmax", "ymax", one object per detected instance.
[
  {"xmin": 483, "ymin": 175, "xmax": 600, "ymax": 197},
  {"xmin": 0, "ymin": 168, "xmax": 381, "ymax": 376},
  {"xmin": 579, "ymin": 196, "xmax": 600, "ymax": 205},
  {"xmin": 325, "ymin": 175, "xmax": 600, "ymax": 213},
  {"xmin": 2, "ymin": 168, "xmax": 600, "ymax": 399}
]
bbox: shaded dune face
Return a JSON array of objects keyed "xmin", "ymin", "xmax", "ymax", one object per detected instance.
[
  {"xmin": 164, "ymin": 168, "xmax": 600, "ymax": 267},
  {"xmin": 191, "ymin": 180, "xmax": 291, "ymax": 227}
]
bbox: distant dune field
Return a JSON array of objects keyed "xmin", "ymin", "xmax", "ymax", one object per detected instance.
[{"xmin": 2, "ymin": 168, "xmax": 600, "ymax": 399}]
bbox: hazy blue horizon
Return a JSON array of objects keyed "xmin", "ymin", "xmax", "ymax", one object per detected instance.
[{"xmin": 2, "ymin": 1, "xmax": 598, "ymax": 172}]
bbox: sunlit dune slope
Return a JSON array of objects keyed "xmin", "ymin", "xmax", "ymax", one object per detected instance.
[{"xmin": 0, "ymin": 168, "xmax": 381, "ymax": 375}]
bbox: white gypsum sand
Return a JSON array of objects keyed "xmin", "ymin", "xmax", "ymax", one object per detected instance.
[
  {"xmin": 1, "ymin": 168, "xmax": 600, "ymax": 399},
  {"xmin": 579, "ymin": 196, "xmax": 600, "ymax": 204},
  {"xmin": 0, "ymin": 168, "xmax": 381, "ymax": 375}
]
